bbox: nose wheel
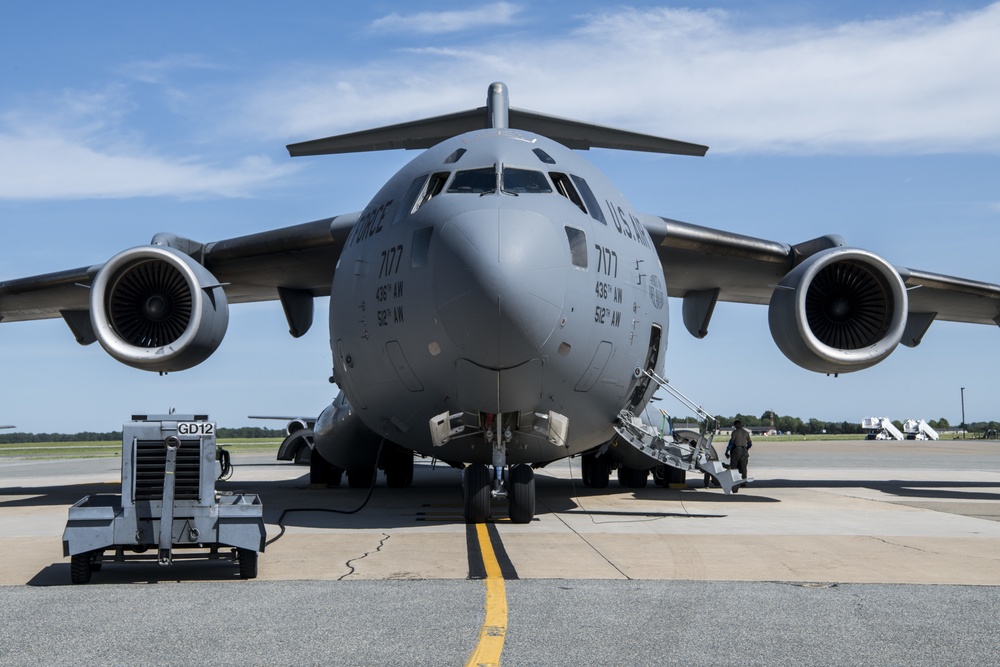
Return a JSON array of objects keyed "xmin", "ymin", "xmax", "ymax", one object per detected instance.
[
  {"xmin": 462, "ymin": 414, "xmax": 536, "ymax": 523},
  {"xmin": 463, "ymin": 464, "xmax": 492, "ymax": 523},
  {"xmin": 462, "ymin": 463, "xmax": 536, "ymax": 524},
  {"xmin": 507, "ymin": 464, "xmax": 535, "ymax": 523}
]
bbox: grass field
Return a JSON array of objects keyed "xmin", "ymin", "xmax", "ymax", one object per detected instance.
[
  {"xmin": 0, "ymin": 439, "xmax": 282, "ymax": 460},
  {"xmin": 0, "ymin": 433, "xmax": 981, "ymax": 460}
]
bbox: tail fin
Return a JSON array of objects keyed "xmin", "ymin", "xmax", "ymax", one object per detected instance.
[{"xmin": 286, "ymin": 82, "xmax": 708, "ymax": 158}]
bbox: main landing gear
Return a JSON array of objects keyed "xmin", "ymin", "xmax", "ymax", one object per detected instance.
[{"xmin": 462, "ymin": 414, "xmax": 535, "ymax": 524}]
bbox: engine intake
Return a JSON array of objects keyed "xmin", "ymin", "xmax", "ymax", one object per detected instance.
[
  {"xmin": 768, "ymin": 247, "xmax": 907, "ymax": 374},
  {"xmin": 90, "ymin": 246, "xmax": 229, "ymax": 372}
]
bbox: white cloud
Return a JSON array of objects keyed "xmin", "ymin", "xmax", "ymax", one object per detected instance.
[
  {"xmin": 246, "ymin": 3, "xmax": 1000, "ymax": 155},
  {"xmin": 118, "ymin": 54, "xmax": 224, "ymax": 85},
  {"xmin": 0, "ymin": 130, "xmax": 297, "ymax": 199},
  {"xmin": 4, "ymin": 3, "xmax": 999, "ymax": 202},
  {"xmin": 371, "ymin": 2, "xmax": 522, "ymax": 34},
  {"xmin": 0, "ymin": 90, "xmax": 296, "ymax": 200}
]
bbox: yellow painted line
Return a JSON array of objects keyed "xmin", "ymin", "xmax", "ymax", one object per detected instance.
[{"xmin": 465, "ymin": 523, "xmax": 508, "ymax": 667}]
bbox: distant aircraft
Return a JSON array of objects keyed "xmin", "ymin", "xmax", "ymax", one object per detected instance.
[
  {"xmin": 248, "ymin": 415, "xmax": 316, "ymax": 466},
  {"xmin": 0, "ymin": 426, "xmax": 15, "ymax": 430},
  {"xmin": 2, "ymin": 83, "xmax": 998, "ymax": 522}
]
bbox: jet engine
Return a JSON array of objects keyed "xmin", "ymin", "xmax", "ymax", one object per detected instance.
[
  {"xmin": 89, "ymin": 246, "xmax": 229, "ymax": 372},
  {"xmin": 768, "ymin": 247, "xmax": 908, "ymax": 374}
]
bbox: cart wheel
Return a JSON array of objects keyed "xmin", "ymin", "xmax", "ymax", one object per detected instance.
[
  {"xmin": 237, "ymin": 548, "xmax": 258, "ymax": 579},
  {"xmin": 71, "ymin": 552, "xmax": 92, "ymax": 584}
]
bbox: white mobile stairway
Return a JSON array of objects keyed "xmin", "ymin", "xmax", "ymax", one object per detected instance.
[
  {"xmin": 861, "ymin": 417, "xmax": 905, "ymax": 440},
  {"xmin": 612, "ymin": 370, "xmax": 750, "ymax": 494},
  {"xmin": 903, "ymin": 419, "xmax": 940, "ymax": 441}
]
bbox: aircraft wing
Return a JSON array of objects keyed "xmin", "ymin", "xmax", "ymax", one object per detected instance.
[
  {"xmin": 0, "ymin": 214, "xmax": 358, "ymax": 338},
  {"xmin": 644, "ymin": 216, "xmax": 1000, "ymax": 344}
]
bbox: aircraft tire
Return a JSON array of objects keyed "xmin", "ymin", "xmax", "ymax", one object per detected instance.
[
  {"xmin": 383, "ymin": 446, "xmax": 414, "ymax": 489},
  {"xmin": 347, "ymin": 466, "xmax": 376, "ymax": 489},
  {"xmin": 652, "ymin": 465, "xmax": 667, "ymax": 486},
  {"xmin": 310, "ymin": 449, "xmax": 343, "ymax": 486},
  {"xmin": 508, "ymin": 464, "xmax": 535, "ymax": 524},
  {"xmin": 463, "ymin": 464, "xmax": 491, "ymax": 523},
  {"xmin": 238, "ymin": 549, "xmax": 258, "ymax": 579},
  {"xmin": 618, "ymin": 466, "xmax": 648, "ymax": 488},
  {"xmin": 590, "ymin": 455, "xmax": 610, "ymax": 489},
  {"xmin": 581, "ymin": 453, "xmax": 594, "ymax": 487}
]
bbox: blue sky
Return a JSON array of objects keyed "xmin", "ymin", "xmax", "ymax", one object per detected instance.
[{"xmin": 1, "ymin": 1, "xmax": 998, "ymax": 433}]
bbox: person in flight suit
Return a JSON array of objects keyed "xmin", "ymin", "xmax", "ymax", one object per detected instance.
[{"xmin": 725, "ymin": 420, "xmax": 752, "ymax": 493}]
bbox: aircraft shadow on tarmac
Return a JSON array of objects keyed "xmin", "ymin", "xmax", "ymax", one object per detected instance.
[
  {"xmin": 755, "ymin": 478, "xmax": 1000, "ymax": 502},
  {"xmin": 15, "ymin": 468, "xmax": 1000, "ymax": 586}
]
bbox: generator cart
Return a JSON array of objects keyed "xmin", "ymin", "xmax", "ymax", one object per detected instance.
[{"xmin": 63, "ymin": 414, "xmax": 265, "ymax": 583}]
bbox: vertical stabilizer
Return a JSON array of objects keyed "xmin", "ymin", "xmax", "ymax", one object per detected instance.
[{"xmin": 487, "ymin": 82, "xmax": 509, "ymax": 129}]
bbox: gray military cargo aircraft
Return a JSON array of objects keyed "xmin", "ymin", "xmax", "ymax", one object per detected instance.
[{"xmin": 2, "ymin": 83, "xmax": 998, "ymax": 523}]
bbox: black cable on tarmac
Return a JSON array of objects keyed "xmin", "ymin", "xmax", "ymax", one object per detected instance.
[{"xmin": 265, "ymin": 438, "xmax": 386, "ymax": 547}]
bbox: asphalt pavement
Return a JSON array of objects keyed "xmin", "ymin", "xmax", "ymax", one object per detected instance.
[{"xmin": 2, "ymin": 439, "xmax": 999, "ymax": 665}]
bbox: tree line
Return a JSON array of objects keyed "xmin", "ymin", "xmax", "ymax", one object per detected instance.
[
  {"xmin": 0, "ymin": 426, "xmax": 285, "ymax": 444},
  {"xmin": 4, "ymin": 417, "xmax": 999, "ymax": 444}
]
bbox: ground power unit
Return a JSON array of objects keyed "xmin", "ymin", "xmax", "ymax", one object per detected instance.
[{"xmin": 63, "ymin": 415, "xmax": 264, "ymax": 583}]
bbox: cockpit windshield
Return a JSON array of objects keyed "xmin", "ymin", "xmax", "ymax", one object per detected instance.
[
  {"xmin": 502, "ymin": 168, "xmax": 552, "ymax": 194},
  {"xmin": 446, "ymin": 165, "xmax": 554, "ymax": 196},
  {"xmin": 447, "ymin": 167, "xmax": 496, "ymax": 194}
]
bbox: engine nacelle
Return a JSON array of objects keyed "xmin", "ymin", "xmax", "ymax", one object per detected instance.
[
  {"xmin": 768, "ymin": 247, "xmax": 908, "ymax": 374},
  {"xmin": 90, "ymin": 246, "xmax": 229, "ymax": 372},
  {"xmin": 312, "ymin": 392, "xmax": 383, "ymax": 470},
  {"xmin": 285, "ymin": 418, "xmax": 311, "ymax": 436}
]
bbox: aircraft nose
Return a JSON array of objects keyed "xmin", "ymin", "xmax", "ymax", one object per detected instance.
[{"xmin": 432, "ymin": 207, "xmax": 567, "ymax": 368}]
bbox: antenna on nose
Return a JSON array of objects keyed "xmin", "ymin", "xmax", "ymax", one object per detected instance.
[{"xmin": 487, "ymin": 82, "xmax": 509, "ymax": 129}]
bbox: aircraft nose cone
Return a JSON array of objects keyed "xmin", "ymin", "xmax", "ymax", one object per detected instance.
[{"xmin": 433, "ymin": 208, "xmax": 567, "ymax": 368}]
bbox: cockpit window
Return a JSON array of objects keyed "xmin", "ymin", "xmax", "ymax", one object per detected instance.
[
  {"xmin": 444, "ymin": 148, "xmax": 467, "ymax": 164},
  {"xmin": 393, "ymin": 174, "xmax": 430, "ymax": 225},
  {"xmin": 448, "ymin": 166, "xmax": 497, "ymax": 194},
  {"xmin": 571, "ymin": 174, "xmax": 606, "ymax": 225},
  {"xmin": 410, "ymin": 172, "xmax": 449, "ymax": 213},
  {"xmin": 502, "ymin": 168, "xmax": 552, "ymax": 194},
  {"xmin": 532, "ymin": 148, "xmax": 556, "ymax": 164},
  {"xmin": 550, "ymin": 172, "xmax": 586, "ymax": 214}
]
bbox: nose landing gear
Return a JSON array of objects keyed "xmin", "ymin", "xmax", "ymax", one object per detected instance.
[{"xmin": 461, "ymin": 413, "xmax": 536, "ymax": 524}]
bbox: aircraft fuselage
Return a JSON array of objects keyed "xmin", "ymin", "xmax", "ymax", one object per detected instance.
[{"xmin": 329, "ymin": 129, "xmax": 668, "ymax": 464}]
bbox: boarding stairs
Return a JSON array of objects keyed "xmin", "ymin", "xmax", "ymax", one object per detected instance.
[
  {"xmin": 612, "ymin": 371, "xmax": 749, "ymax": 494},
  {"xmin": 903, "ymin": 419, "xmax": 939, "ymax": 441},
  {"xmin": 861, "ymin": 417, "xmax": 904, "ymax": 440}
]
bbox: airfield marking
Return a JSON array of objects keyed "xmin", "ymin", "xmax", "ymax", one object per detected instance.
[
  {"xmin": 465, "ymin": 523, "xmax": 509, "ymax": 667},
  {"xmin": 467, "ymin": 522, "xmax": 518, "ymax": 581}
]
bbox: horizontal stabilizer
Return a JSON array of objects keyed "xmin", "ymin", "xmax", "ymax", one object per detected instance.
[
  {"xmin": 287, "ymin": 108, "xmax": 486, "ymax": 156},
  {"xmin": 509, "ymin": 108, "xmax": 708, "ymax": 156},
  {"xmin": 288, "ymin": 100, "xmax": 707, "ymax": 157}
]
